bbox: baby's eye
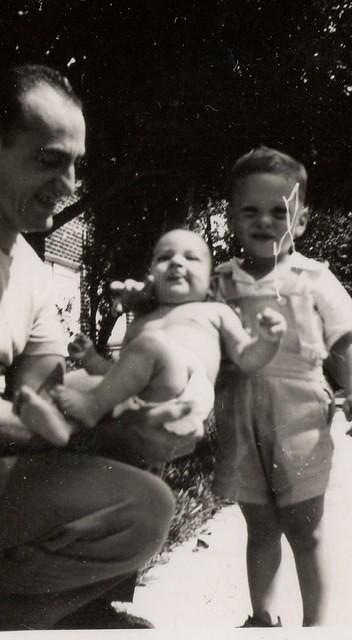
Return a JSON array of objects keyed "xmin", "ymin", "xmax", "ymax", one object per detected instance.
[
  {"xmin": 155, "ymin": 254, "xmax": 170, "ymax": 262},
  {"xmin": 185, "ymin": 254, "xmax": 200, "ymax": 261}
]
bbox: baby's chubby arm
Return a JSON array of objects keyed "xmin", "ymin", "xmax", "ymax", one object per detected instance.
[{"xmin": 217, "ymin": 304, "xmax": 286, "ymax": 373}]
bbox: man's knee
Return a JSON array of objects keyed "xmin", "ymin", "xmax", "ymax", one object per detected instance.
[{"xmin": 129, "ymin": 471, "xmax": 175, "ymax": 556}]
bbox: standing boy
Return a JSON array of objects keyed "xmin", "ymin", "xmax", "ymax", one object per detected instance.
[{"xmin": 212, "ymin": 146, "xmax": 352, "ymax": 627}]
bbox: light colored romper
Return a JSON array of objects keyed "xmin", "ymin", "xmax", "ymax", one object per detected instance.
[{"xmin": 211, "ymin": 252, "xmax": 352, "ymax": 506}]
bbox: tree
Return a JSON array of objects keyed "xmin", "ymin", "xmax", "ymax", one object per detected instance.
[{"xmin": 3, "ymin": 0, "xmax": 351, "ymax": 339}]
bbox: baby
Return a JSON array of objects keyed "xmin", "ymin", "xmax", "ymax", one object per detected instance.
[{"xmin": 17, "ymin": 229, "xmax": 286, "ymax": 446}]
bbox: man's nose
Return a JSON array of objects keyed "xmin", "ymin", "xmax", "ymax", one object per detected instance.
[{"xmin": 54, "ymin": 163, "xmax": 76, "ymax": 197}]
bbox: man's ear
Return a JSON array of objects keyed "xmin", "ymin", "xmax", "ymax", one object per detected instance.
[{"xmin": 294, "ymin": 206, "xmax": 309, "ymax": 239}]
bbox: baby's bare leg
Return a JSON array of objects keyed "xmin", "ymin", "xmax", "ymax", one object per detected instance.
[
  {"xmin": 53, "ymin": 332, "xmax": 190, "ymax": 428},
  {"xmin": 52, "ymin": 386, "xmax": 98, "ymax": 427},
  {"xmin": 16, "ymin": 385, "xmax": 77, "ymax": 446}
]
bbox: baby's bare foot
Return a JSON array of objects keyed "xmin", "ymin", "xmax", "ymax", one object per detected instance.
[
  {"xmin": 52, "ymin": 385, "xmax": 98, "ymax": 427},
  {"xmin": 16, "ymin": 385, "xmax": 77, "ymax": 446}
]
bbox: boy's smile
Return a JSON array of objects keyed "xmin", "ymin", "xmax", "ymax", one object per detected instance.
[{"xmin": 229, "ymin": 173, "xmax": 307, "ymax": 267}]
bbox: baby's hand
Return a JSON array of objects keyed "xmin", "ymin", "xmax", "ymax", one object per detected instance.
[
  {"xmin": 343, "ymin": 394, "xmax": 352, "ymax": 430},
  {"xmin": 257, "ymin": 308, "xmax": 287, "ymax": 342},
  {"xmin": 68, "ymin": 334, "xmax": 95, "ymax": 364},
  {"xmin": 110, "ymin": 276, "xmax": 155, "ymax": 315}
]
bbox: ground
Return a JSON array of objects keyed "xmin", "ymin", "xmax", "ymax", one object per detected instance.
[{"xmin": 115, "ymin": 407, "xmax": 352, "ymax": 639}]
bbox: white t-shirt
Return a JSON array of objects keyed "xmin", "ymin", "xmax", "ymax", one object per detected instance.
[{"xmin": 0, "ymin": 234, "xmax": 66, "ymax": 375}]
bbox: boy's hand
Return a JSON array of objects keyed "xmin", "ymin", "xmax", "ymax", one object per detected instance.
[
  {"xmin": 343, "ymin": 394, "xmax": 352, "ymax": 430},
  {"xmin": 110, "ymin": 276, "xmax": 155, "ymax": 316},
  {"xmin": 257, "ymin": 307, "xmax": 287, "ymax": 342},
  {"xmin": 68, "ymin": 334, "xmax": 95, "ymax": 364}
]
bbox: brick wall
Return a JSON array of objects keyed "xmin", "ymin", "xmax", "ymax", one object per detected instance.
[
  {"xmin": 45, "ymin": 215, "xmax": 85, "ymax": 267},
  {"xmin": 44, "ymin": 215, "xmax": 88, "ymax": 338}
]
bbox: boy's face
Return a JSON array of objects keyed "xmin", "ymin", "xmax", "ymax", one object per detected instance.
[
  {"xmin": 228, "ymin": 173, "xmax": 308, "ymax": 260},
  {"xmin": 151, "ymin": 230, "xmax": 211, "ymax": 305}
]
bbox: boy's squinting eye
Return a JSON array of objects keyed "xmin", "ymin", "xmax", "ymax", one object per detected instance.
[
  {"xmin": 240, "ymin": 207, "xmax": 258, "ymax": 217},
  {"xmin": 185, "ymin": 254, "xmax": 200, "ymax": 261},
  {"xmin": 272, "ymin": 207, "xmax": 288, "ymax": 219}
]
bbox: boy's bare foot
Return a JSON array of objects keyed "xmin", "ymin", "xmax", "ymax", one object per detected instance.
[
  {"xmin": 15, "ymin": 385, "xmax": 76, "ymax": 446},
  {"xmin": 52, "ymin": 385, "xmax": 98, "ymax": 428}
]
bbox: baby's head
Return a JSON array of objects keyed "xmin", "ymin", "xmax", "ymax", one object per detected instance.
[
  {"xmin": 150, "ymin": 229, "xmax": 212, "ymax": 306},
  {"xmin": 226, "ymin": 146, "xmax": 308, "ymax": 261}
]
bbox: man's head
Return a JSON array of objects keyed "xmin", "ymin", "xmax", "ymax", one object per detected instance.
[
  {"xmin": 227, "ymin": 147, "xmax": 308, "ymax": 261},
  {"xmin": 0, "ymin": 65, "xmax": 86, "ymax": 235},
  {"xmin": 150, "ymin": 229, "xmax": 212, "ymax": 305}
]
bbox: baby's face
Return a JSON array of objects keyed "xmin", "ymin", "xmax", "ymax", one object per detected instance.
[
  {"xmin": 151, "ymin": 230, "xmax": 211, "ymax": 305},
  {"xmin": 228, "ymin": 172, "xmax": 307, "ymax": 261}
]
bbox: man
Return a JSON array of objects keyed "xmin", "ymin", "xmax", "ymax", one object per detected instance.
[{"xmin": 0, "ymin": 64, "xmax": 176, "ymax": 630}]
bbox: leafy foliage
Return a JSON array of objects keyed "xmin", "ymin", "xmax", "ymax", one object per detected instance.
[
  {"xmin": 6, "ymin": 1, "xmax": 352, "ymax": 337},
  {"xmin": 297, "ymin": 207, "xmax": 352, "ymax": 294}
]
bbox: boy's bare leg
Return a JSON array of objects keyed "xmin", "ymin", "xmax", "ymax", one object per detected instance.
[
  {"xmin": 15, "ymin": 385, "xmax": 77, "ymax": 446},
  {"xmin": 239, "ymin": 502, "xmax": 282, "ymax": 624},
  {"xmin": 53, "ymin": 333, "xmax": 190, "ymax": 428},
  {"xmin": 280, "ymin": 495, "xmax": 327, "ymax": 626}
]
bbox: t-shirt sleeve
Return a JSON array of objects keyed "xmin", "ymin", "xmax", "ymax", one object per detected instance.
[
  {"xmin": 208, "ymin": 273, "xmax": 227, "ymax": 303},
  {"xmin": 22, "ymin": 284, "xmax": 67, "ymax": 358},
  {"xmin": 313, "ymin": 267, "xmax": 352, "ymax": 350}
]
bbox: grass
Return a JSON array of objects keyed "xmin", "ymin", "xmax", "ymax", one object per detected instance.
[
  {"xmin": 161, "ymin": 436, "xmax": 221, "ymax": 551},
  {"xmin": 139, "ymin": 416, "xmax": 223, "ymax": 578}
]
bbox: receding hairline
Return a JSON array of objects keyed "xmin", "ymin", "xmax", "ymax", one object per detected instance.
[{"xmin": 0, "ymin": 64, "xmax": 82, "ymax": 143}]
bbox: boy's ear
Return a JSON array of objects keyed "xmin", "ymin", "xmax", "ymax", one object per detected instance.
[{"xmin": 294, "ymin": 206, "xmax": 309, "ymax": 239}]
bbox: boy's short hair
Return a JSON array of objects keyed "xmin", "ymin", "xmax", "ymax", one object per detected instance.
[{"xmin": 226, "ymin": 146, "xmax": 308, "ymax": 203}]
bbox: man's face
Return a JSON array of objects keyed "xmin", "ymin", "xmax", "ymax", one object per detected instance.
[{"xmin": 0, "ymin": 82, "xmax": 86, "ymax": 233}]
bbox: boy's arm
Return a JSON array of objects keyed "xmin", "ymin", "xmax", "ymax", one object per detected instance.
[{"xmin": 219, "ymin": 305, "xmax": 286, "ymax": 373}]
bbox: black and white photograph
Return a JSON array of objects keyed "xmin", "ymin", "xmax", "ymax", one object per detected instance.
[{"xmin": 0, "ymin": 2, "xmax": 352, "ymax": 638}]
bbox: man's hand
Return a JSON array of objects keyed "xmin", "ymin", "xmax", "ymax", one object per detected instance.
[
  {"xmin": 68, "ymin": 334, "xmax": 96, "ymax": 365},
  {"xmin": 344, "ymin": 394, "xmax": 352, "ymax": 433},
  {"xmin": 110, "ymin": 276, "xmax": 155, "ymax": 316},
  {"xmin": 98, "ymin": 400, "xmax": 199, "ymax": 464},
  {"xmin": 257, "ymin": 307, "xmax": 287, "ymax": 342}
]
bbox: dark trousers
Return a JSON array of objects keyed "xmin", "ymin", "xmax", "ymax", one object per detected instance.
[{"xmin": 0, "ymin": 450, "xmax": 175, "ymax": 629}]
